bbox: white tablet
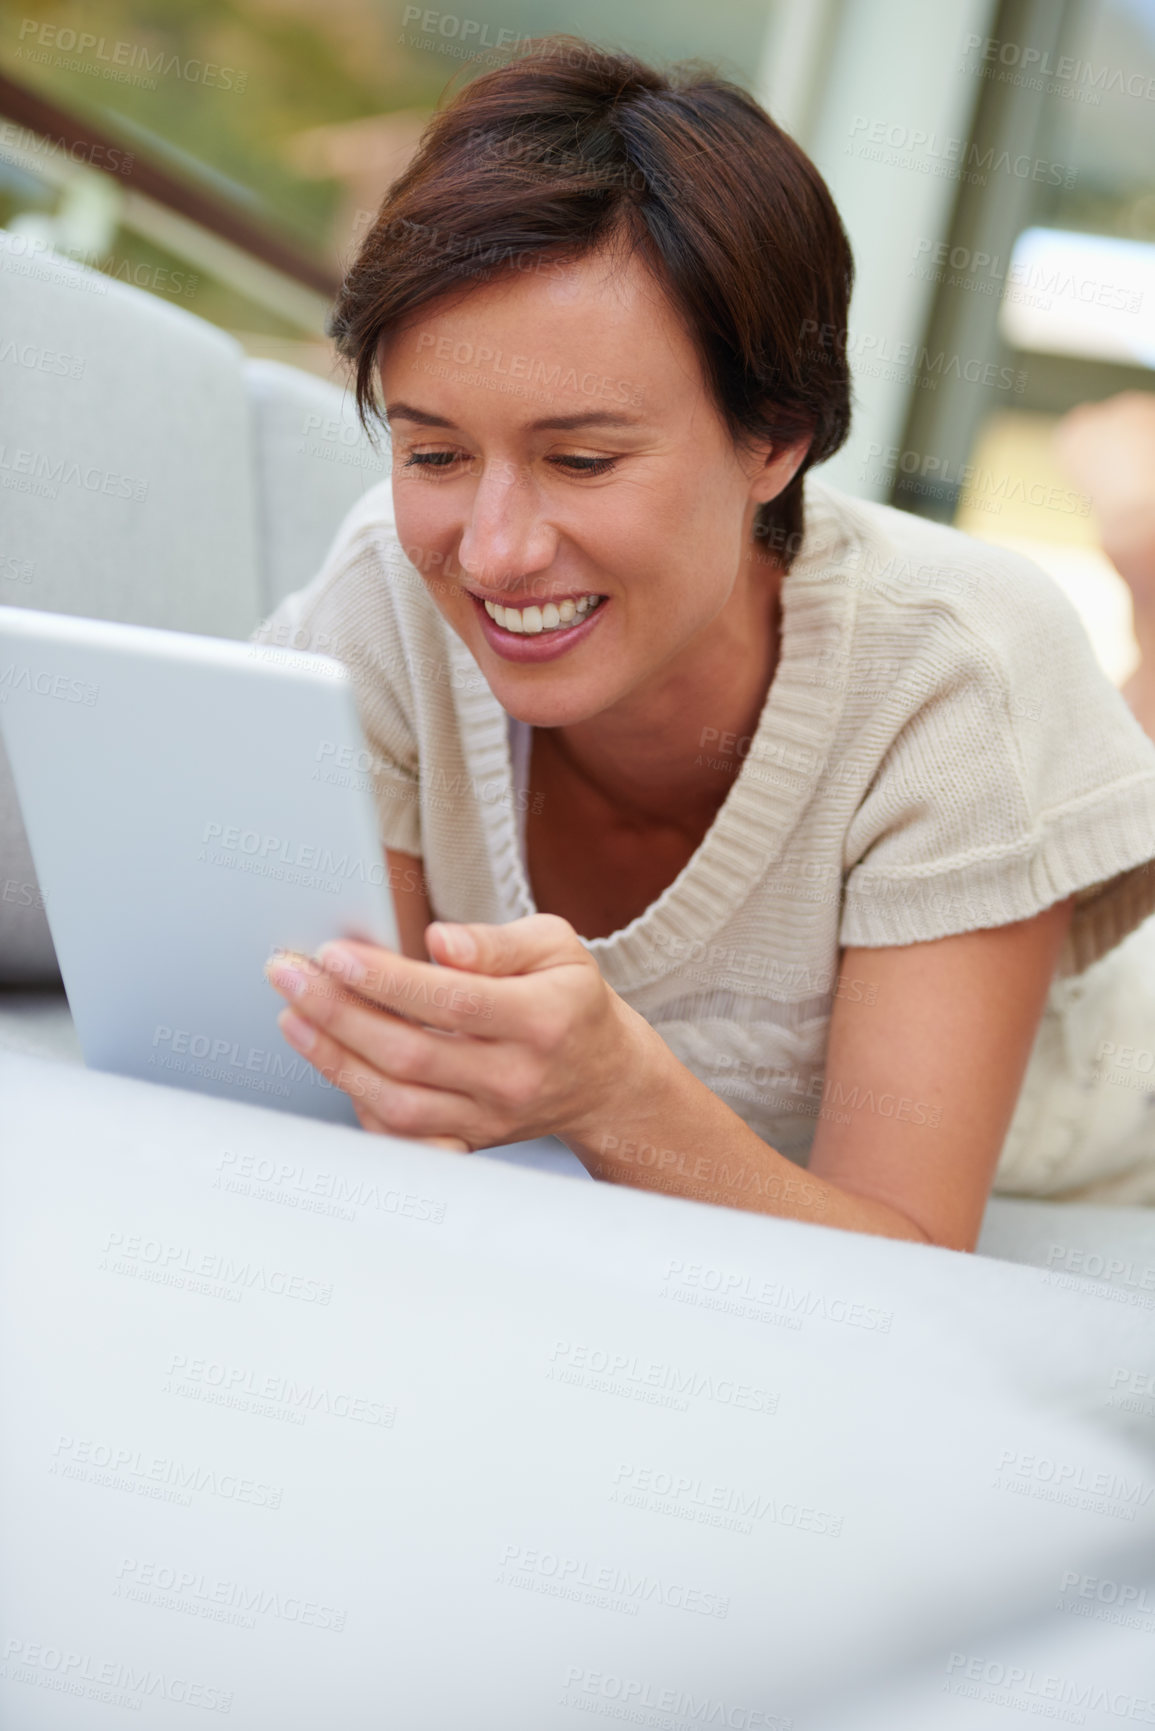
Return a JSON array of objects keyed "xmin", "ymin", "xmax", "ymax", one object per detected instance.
[{"xmin": 0, "ymin": 605, "xmax": 402, "ymax": 1126}]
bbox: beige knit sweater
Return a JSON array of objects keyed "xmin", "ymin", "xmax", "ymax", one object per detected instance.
[{"xmin": 251, "ymin": 476, "xmax": 1155, "ymax": 1176}]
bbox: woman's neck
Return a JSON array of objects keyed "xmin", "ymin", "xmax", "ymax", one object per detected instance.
[{"xmin": 537, "ymin": 564, "xmax": 783, "ymax": 835}]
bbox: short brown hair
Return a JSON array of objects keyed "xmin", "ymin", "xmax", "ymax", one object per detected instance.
[{"xmin": 330, "ymin": 35, "xmax": 854, "ymax": 561}]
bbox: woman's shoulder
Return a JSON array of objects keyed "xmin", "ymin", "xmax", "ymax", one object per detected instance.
[
  {"xmin": 289, "ymin": 477, "xmax": 429, "ymax": 617},
  {"xmin": 800, "ymin": 476, "xmax": 1102, "ymax": 701},
  {"xmin": 803, "ymin": 476, "xmax": 1074, "ymax": 616},
  {"xmin": 251, "ymin": 478, "xmax": 448, "ymax": 659}
]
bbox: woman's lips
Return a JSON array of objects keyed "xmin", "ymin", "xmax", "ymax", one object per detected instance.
[{"xmin": 469, "ymin": 592, "xmax": 609, "ymax": 663}]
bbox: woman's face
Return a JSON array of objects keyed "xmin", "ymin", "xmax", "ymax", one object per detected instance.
[{"xmin": 380, "ymin": 244, "xmax": 805, "ymax": 728}]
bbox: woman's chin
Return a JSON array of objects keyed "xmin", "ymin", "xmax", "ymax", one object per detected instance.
[{"xmin": 489, "ymin": 683, "xmax": 613, "ymax": 729}]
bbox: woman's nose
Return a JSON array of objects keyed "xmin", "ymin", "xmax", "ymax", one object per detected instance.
[{"xmin": 457, "ymin": 461, "xmax": 554, "ymax": 586}]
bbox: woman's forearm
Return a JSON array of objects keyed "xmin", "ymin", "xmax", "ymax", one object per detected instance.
[{"xmin": 563, "ymin": 1024, "xmax": 931, "ymax": 1245}]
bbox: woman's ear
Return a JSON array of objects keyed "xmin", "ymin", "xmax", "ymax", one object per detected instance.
[{"xmin": 749, "ymin": 433, "xmax": 812, "ymax": 507}]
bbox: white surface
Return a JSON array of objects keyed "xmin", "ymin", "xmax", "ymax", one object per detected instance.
[
  {"xmin": 0, "ymin": 609, "xmax": 398, "ymax": 1126},
  {"xmin": 2, "ymin": 1047, "xmax": 1154, "ymax": 1728},
  {"xmin": 4, "ymin": 995, "xmax": 1155, "ymax": 1255}
]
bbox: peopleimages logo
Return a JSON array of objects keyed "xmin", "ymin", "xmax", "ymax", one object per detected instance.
[
  {"xmin": 114, "ymin": 1556, "xmax": 347, "ymax": 1633},
  {"xmin": 1058, "ymin": 1569, "xmax": 1155, "ymax": 1618},
  {"xmin": 1044, "ymin": 1242, "xmax": 1155, "ymax": 1292},
  {"xmin": 101, "ymin": 1230, "xmax": 334, "ymax": 1305},
  {"xmin": 961, "ymin": 31, "xmax": 1155, "ymax": 102},
  {"xmin": 991, "ymin": 1447, "xmax": 1154, "ymax": 1522},
  {"xmin": 198, "ymin": 821, "xmax": 386, "ymax": 883},
  {"xmin": 50, "ymin": 1434, "xmax": 283, "ymax": 1509},
  {"xmin": 414, "ymin": 330, "xmax": 642, "ymax": 406},
  {"xmin": 846, "ymin": 116, "xmax": 1075, "ymax": 187},
  {"xmin": 661, "ymin": 1258, "xmax": 894, "ymax": 1333},
  {"xmin": 0, "ymin": 661, "xmax": 98, "ymax": 705},
  {"xmin": 910, "ymin": 237, "xmax": 1144, "ymax": 313},
  {"xmin": 214, "ymin": 1148, "xmax": 448, "ymax": 1225},
  {"xmin": 547, "ymin": 1339, "xmax": 780, "ymax": 1417},
  {"xmin": 612, "ymin": 1463, "xmax": 844, "ymax": 1539},
  {"xmin": 797, "ymin": 319, "xmax": 1026, "ymax": 392},
  {"xmin": 16, "ymin": 18, "xmax": 248, "ymax": 92},
  {"xmin": 399, "ymin": 6, "xmax": 531, "ymax": 52},
  {"xmin": 498, "ymin": 1544, "xmax": 730, "ymax": 1618},
  {"xmin": 0, "ymin": 444, "xmax": 148, "ymax": 500},
  {"xmin": 0, "ymin": 338, "xmax": 86, "ymax": 378},
  {"xmin": 164, "ymin": 1353, "xmax": 394, "ymax": 1428},
  {"xmin": 0, "ymin": 117, "xmax": 134, "ymax": 176},
  {"xmin": 944, "ymin": 1651, "xmax": 1155, "ymax": 1720},
  {"xmin": 559, "ymin": 1666, "xmax": 792, "ymax": 1727},
  {"xmin": 148, "ymin": 1025, "xmax": 327, "ymax": 1102},
  {"xmin": 2, "ymin": 1638, "xmax": 233, "ymax": 1715},
  {"xmin": 862, "ymin": 443, "xmax": 1091, "ymax": 516}
]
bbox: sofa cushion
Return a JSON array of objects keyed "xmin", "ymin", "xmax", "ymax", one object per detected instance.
[
  {"xmin": 244, "ymin": 356, "xmax": 390, "ymax": 613},
  {"xmin": 0, "ymin": 231, "xmax": 261, "ymax": 634},
  {"xmin": 0, "ymin": 231, "xmax": 262, "ymax": 983}
]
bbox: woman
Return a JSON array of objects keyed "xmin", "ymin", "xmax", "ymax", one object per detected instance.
[{"xmin": 255, "ymin": 38, "xmax": 1155, "ymax": 1250}]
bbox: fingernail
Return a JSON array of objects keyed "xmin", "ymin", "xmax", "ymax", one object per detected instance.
[
  {"xmin": 315, "ymin": 943, "xmax": 366, "ymax": 985},
  {"xmin": 278, "ymin": 1009, "xmax": 316, "ymax": 1052},
  {"xmin": 266, "ymin": 961, "xmax": 309, "ymax": 997},
  {"xmin": 432, "ymin": 923, "xmax": 475, "ymax": 963}
]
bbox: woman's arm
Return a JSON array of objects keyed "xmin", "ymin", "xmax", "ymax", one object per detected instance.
[
  {"xmin": 271, "ymin": 896, "xmax": 1074, "ymax": 1246},
  {"xmin": 803, "ymin": 894, "xmax": 1075, "ymax": 1250},
  {"xmin": 578, "ymin": 896, "xmax": 1075, "ymax": 1251}
]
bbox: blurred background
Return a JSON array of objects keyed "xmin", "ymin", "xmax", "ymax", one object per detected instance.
[{"xmin": 2, "ymin": 0, "xmax": 1153, "ymax": 680}]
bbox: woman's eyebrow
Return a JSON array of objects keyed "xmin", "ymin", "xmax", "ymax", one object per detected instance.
[
  {"xmin": 385, "ymin": 402, "xmax": 645, "ymax": 432},
  {"xmin": 527, "ymin": 411, "xmax": 645, "ymax": 431},
  {"xmin": 385, "ymin": 403, "xmax": 457, "ymax": 427}
]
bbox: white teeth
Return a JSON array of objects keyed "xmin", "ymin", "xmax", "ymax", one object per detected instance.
[{"xmin": 483, "ymin": 595, "xmax": 603, "ymax": 634}]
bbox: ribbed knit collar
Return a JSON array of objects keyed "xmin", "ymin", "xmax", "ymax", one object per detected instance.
[{"xmin": 443, "ymin": 480, "xmax": 861, "ymax": 994}]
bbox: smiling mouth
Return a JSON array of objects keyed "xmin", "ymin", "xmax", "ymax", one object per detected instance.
[{"xmin": 481, "ymin": 595, "xmax": 607, "ymax": 634}]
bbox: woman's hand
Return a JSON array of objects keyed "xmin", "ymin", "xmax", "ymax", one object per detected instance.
[{"xmin": 264, "ymin": 914, "xmax": 654, "ymax": 1154}]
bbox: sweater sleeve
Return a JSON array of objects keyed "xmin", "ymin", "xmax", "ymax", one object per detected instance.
[
  {"xmin": 838, "ymin": 554, "xmax": 1155, "ymax": 978},
  {"xmin": 248, "ymin": 491, "xmax": 424, "ymax": 858}
]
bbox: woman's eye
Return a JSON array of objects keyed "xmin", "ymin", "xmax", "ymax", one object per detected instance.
[
  {"xmin": 549, "ymin": 455, "xmax": 618, "ymax": 476},
  {"xmin": 403, "ymin": 450, "xmax": 460, "ymax": 469},
  {"xmin": 402, "ymin": 451, "xmax": 618, "ymax": 476}
]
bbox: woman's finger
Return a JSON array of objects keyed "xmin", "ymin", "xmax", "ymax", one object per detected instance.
[
  {"xmin": 351, "ymin": 1096, "xmax": 388, "ymax": 1134},
  {"xmin": 354, "ymin": 1098, "xmax": 469, "ymax": 1151},
  {"xmin": 286, "ymin": 1016, "xmax": 475, "ymax": 1145},
  {"xmin": 270, "ymin": 953, "xmax": 504, "ymax": 1097},
  {"xmin": 309, "ymin": 915, "xmax": 585, "ymax": 1039},
  {"xmin": 308, "ymin": 941, "xmax": 509, "ymax": 1036}
]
